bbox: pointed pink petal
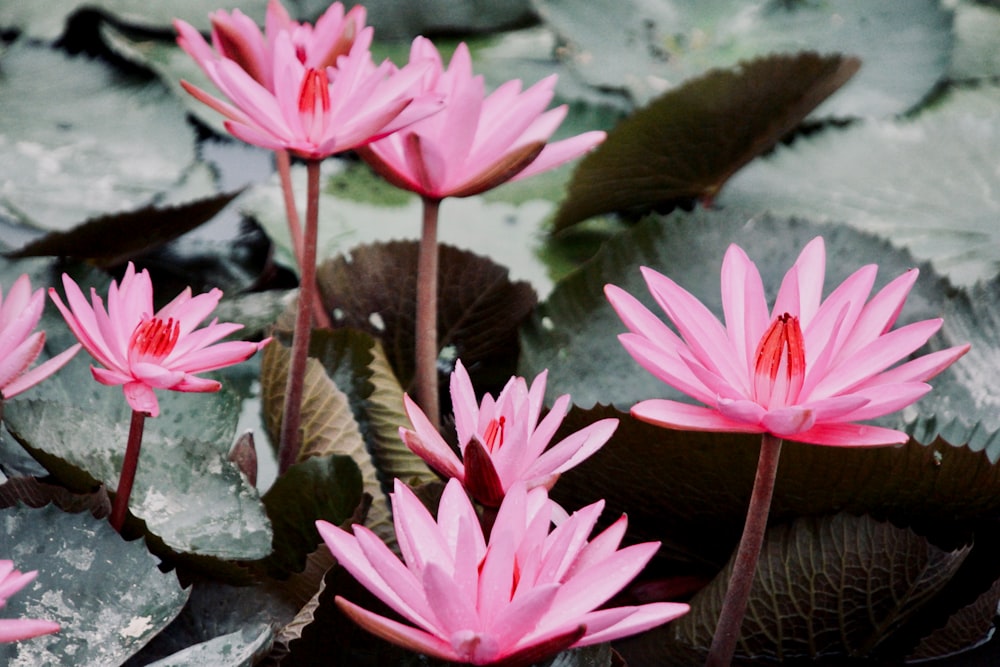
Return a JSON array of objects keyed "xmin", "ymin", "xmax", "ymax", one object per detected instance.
[
  {"xmin": 0, "ymin": 618, "xmax": 60, "ymax": 643},
  {"xmin": 833, "ymin": 269, "xmax": 919, "ymax": 364},
  {"xmin": 834, "ymin": 382, "xmax": 930, "ymax": 421},
  {"xmin": 786, "ymin": 422, "xmax": 909, "ymax": 446},
  {"xmin": 772, "ymin": 236, "xmax": 825, "ymax": 324},
  {"xmin": 450, "ymin": 360, "xmax": 479, "ymax": 446},
  {"xmin": 720, "ymin": 243, "xmax": 770, "ymax": 375},
  {"xmin": 545, "ymin": 542, "xmax": 660, "ymax": 620},
  {"xmin": 633, "ymin": 399, "xmax": 764, "ymax": 433},
  {"xmin": 853, "ymin": 344, "xmax": 970, "ymax": 388},
  {"xmin": 335, "ymin": 597, "xmax": 458, "ymax": 663},
  {"xmin": 572, "ymin": 603, "xmax": 688, "ymax": 646},
  {"xmin": 526, "ymin": 418, "xmax": 617, "ymax": 480},
  {"xmin": 513, "ymin": 131, "xmax": 606, "ymax": 182},
  {"xmin": 617, "ymin": 334, "xmax": 719, "ymax": 406},
  {"xmin": 2, "ymin": 343, "xmax": 81, "ymax": 398}
]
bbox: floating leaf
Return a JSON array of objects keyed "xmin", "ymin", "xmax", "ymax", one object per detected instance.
[
  {"xmin": 6, "ymin": 190, "xmax": 241, "ymax": 266},
  {"xmin": 0, "ymin": 503, "xmax": 188, "ymax": 666},
  {"xmin": 260, "ymin": 455, "xmax": 363, "ymax": 577},
  {"xmin": 316, "ymin": 241, "xmax": 537, "ymax": 404},
  {"xmin": 622, "ymin": 514, "xmax": 969, "ymax": 665},
  {"xmin": 533, "ymin": 0, "xmax": 952, "ymax": 114},
  {"xmin": 4, "ymin": 398, "xmax": 272, "ymax": 560},
  {"xmin": 721, "ymin": 85, "xmax": 1000, "ymax": 287},
  {"xmin": 907, "ymin": 575, "xmax": 1000, "ymax": 662},
  {"xmin": 259, "ymin": 334, "xmax": 395, "ymax": 549},
  {"xmin": 141, "ymin": 626, "xmax": 273, "ymax": 667},
  {"xmin": 551, "ymin": 52, "xmax": 859, "ymax": 230},
  {"xmin": 0, "ymin": 41, "xmax": 200, "ymax": 232}
]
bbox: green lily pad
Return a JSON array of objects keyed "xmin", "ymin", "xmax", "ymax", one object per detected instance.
[
  {"xmin": 0, "ymin": 503, "xmax": 188, "ymax": 666},
  {"xmin": 521, "ymin": 209, "xmax": 990, "ymax": 447},
  {"xmin": 142, "ymin": 626, "xmax": 273, "ymax": 667},
  {"xmin": 623, "ymin": 513, "xmax": 970, "ymax": 665},
  {"xmin": 0, "ymin": 40, "xmax": 200, "ymax": 232},
  {"xmin": 551, "ymin": 52, "xmax": 860, "ymax": 230},
  {"xmin": 4, "ymin": 394, "xmax": 272, "ymax": 560},
  {"xmin": 720, "ymin": 85, "xmax": 1000, "ymax": 288},
  {"xmin": 533, "ymin": 0, "xmax": 952, "ymax": 115},
  {"xmin": 0, "ymin": 0, "xmax": 268, "ymax": 40}
]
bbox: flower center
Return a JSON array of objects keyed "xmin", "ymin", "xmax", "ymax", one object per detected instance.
[
  {"xmin": 752, "ymin": 313, "xmax": 805, "ymax": 408},
  {"xmin": 298, "ymin": 68, "xmax": 331, "ymax": 143},
  {"xmin": 129, "ymin": 317, "xmax": 180, "ymax": 363},
  {"xmin": 483, "ymin": 417, "xmax": 505, "ymax": 453}
]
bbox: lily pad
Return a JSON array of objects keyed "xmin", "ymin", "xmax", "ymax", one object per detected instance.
[
  {"xmin": 0, "ymin": 40, "xmax": 200, "ymax": 232},
  {"xmin": 720, "ymin": 85, "xmax": 1000, "ymax": 287},
  {"xmin": 4, "ymin": 395, "xmax": 272, "ymax": 560},
  {"xmin": 533, "ymin": 0, "xmax": 952, "ymax": 115},
  {"xmin": 623, "ymin": 513, "xmax": 970, "ymax": 665},
  {"xmin": 0, "ymin": 0, "xmax": 268, "ymax": 41},
  {"xmin": 142, "ymin": 626, "xmax": 273, "ymax": 667},
  {"xmin": 551, "ymin": 52, "xmax": 860, "ymax": 230},
  {"xmin": 0, "ymin": 503, "xmax": 188, "ymax": 666}
]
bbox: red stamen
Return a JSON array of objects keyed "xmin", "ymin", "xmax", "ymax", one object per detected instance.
[
  {"xmin": 297, "ymin": 68, "xmax": 331, "ymax": 143},
  {"xmin": 483, "ymin": 417, "xmax": 505, "ymax": 453},
  {"xmin": 752, "ymin": 313, "xmax": 805, "ymax": 407},
  {"xmin": 130, "ymin": 318, "xmax": 180, "ymax": 360}
]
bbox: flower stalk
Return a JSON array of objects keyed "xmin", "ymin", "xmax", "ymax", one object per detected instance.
[
  {"xmin": 278, "ymin": 158, "xmax": 321, "ymax": 473},
  {"xmin": 705, "ymin": 432, "xmax": 782, "ymax": 667},
  {"xmin": 415, "ymin": 196, "xmax": 441, "ymax": 430},
  {"xmin": 109, "ymin": 409, "xmax": 147, "ymax": 532}
]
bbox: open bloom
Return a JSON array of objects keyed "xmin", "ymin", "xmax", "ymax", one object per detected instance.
[
  {"xmin": 175, "ymin": 0, "xmax": 366, "ymax": 92},
  {"xmin": 49, "ymin": 262, "xmax": 269, "ymax": 418},
  {"xmin": 0, "ymin": 275, "xmax": 79, "ymax": 400},
  {"xmin": 175, "ymin": 18, "xmax": 442, "ymax": 160},
  {"xmin": 0, "ymin": 561, "xmax": 59, "ymax": 643},
  {"xmin": 357, "ymin": 37, "xmax": 606, "ymax": 200},
  {"xmin": 401, "ymin": 360, "xmax": 617, "ymax": 506},
  {"xmin": 318, "ymin": 478, "xmax": 687, "ymax": 666},
  {"xmin": 606, "ymin": 237, "xmax": 970, "ymax": 446}
]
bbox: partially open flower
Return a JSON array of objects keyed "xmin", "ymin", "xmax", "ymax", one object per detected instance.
[
  {"xmin": 0, "ymin": 275, "xmax": 79, "ymax": 400},
  {"xmin": 0, "ymin": 560, "xmax": 59, "ymax": 643},
  {"xmin": 606, "ymin": 236, "xmax": 970, "ymax": 446},
  {"xmin": 49, "ymin": 262, "xmax": 268, "ymax": 418},
  {"xmin": 318, "ymin": 478, "xmax": 688, "ymax": 666},
  {"xmin": 358, "ymin": 37, "xmax": 606, "ymax": 201},
  {"xmin": 401, "ymin": 360, "xmax": 617, "ymax": 506}
]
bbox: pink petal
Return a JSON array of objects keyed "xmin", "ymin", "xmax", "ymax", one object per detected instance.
[
  {"xmin": 335, "ymin": 596, "xmax": 459, "ymax": 663},
  {"xmin": 512, "ymin": 131, "xmax": 606, "ymax": 182},
  {"xmin": 400, "ymin": 395, "xmax": 464, "ymax": 480},
  {"xmin": 2, "ymin": 343, "xmax": 81, "ymax": 399},
  {"xmin": 0, "ymin": 618, "xmax": 60, "ymax": 643},
  {"xmin": 617, "ymin": 334, "xmax": 719, "ymax": 407},
  {"xmin": 786, "ymin": 422, "xmax": 909, "ymax": 446},
  {"xmin": 525, "ymin": 418, "xmax": 617, "ymax": 481},
  {"xmin": 572, "ymin": 602, "xmax": 688, "ymax": 646},
  {"xmin": 634, "ymin": 399, "xmax": 764, "ymax": 434},
  {"xmin": 720, "ymin": 244, "xmax": 770, "ymax": 375},
  {"xmin": 122, "ymin": 381, "xmax": 159, "ymax": 417},
  {"xmin": 772, "ymin": 236, "xmax": 825, "ymax": 324}
]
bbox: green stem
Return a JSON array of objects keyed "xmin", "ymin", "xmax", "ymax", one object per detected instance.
[
  {"xmin": 415, "ymin": 196, "xmax": 441, "ymax": 431},
  {"xmin": 276, "ymin": 150, "xmax": 331, "ymax": 329},
  {"xmin": 705, "ymin": 432, "xmax": 783, "ymax": 667},
  {"xmin": 278, "ymin": 159, "xmax": 321, "ymax": 474},
  {"xmin": 110, "ymin": 410, "xmax": 147, "ymax": 532}
]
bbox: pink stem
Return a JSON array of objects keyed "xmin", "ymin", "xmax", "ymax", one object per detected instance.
[
  {"xmin": 110, "ymin": 409, "xmax": 147, "ymax": 532},
  {"xmin": 278, "ymin": 159, "xmax": 321, "ymax": 474},
  {"xmin": 415, "ymin": 196, "xmax": 441, "ymax": 431},
  {"xmin": 705, "ymin": 432, "xmax": 783, "ymax": 667},
  {"xmin": 276, "ymin": 149, "xmax": 331, "ymax": 329}
]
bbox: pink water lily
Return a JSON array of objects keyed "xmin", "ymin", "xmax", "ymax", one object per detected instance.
[
  {"xmin": 401, "ymin": 360, "xmax": 617, "ymax": 506},
  {"xmin": 49, "ymin": 262, "xmax": 268, "ymax": 418},
  {"xmin": 606, "ymin": 237, "xmax": 970, "ymax": 446},
  {"xmin": 358, "ymin": 37, "xmax": 606, "ymax": 200},
  {"xmin": 0, "ymin": 275, "xmax": 79, "ymax": 400},
  {"xmin": 0, "ymin": 561, "xmax": 59, "ymax": 643},
  {"xmin": 175, "ymin": 0, "xmax": 366, "ymax": 92},
  {"xmin": 176, "ymin": 19, "xmax": 442, "ymax": 160},
  {"xmin": 318, "ymin": 478, "xmax": 688, "ymax": 666}
]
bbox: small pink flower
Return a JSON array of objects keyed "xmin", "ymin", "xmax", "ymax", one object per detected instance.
[
  {"xmin": 175, "ymin": 0, "xmax": 366, "ymax": 92},
  {"xmin": 358, "ymin": 37, "xmax": 606, "ymax": 200},
  {"xmin": 318, "ymin": 478, "xmax": 688, "ymax": 666},
  {"xmin": 49, "ymin": 262, "xmax": 268, "ymax": 418},
  {"xmin": 606, "ymin": 237, "xmax": 970, "ymax": 446},
  {"xmin": 0, "ymin": 275, "xmax": 79, "ymax": 400},
  {"xmin": 175, "ymin": 14, "xmax": 442, "ymax": 160},
  {"xmin": 401, "ymin": 360, "xmax": 617, "ymax": 507},
  {"xmin": 0, "ymin": 561, "xmax": 59, "ymax": 643}
]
